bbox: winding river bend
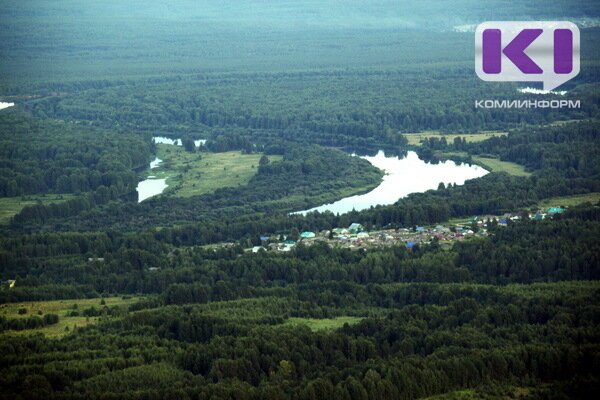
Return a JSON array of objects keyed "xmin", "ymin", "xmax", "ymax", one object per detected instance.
[
  {"xmin": 136, "ymin": 136, "xmax": 207, "ymax": 202},
  {"xmin": 137, "ymin": 143, "xmax": 488, "ymax": 207},
  {"xmin": 295, "ymin": 150, "xmax": 488, "ymax": 215}
]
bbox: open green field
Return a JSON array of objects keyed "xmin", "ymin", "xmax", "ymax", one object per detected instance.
[
  {"xmin": 0, "ymin": 296, "xmax": 139, "ymax": 338},
  {"xmin": 421, "ymin": 390, "xmax": 479, "ymax": 400},
  {"xmin": 284, "ymin": 316, "xmax": 363, "ymax": 331},
  {"xmin": 0, "ymin": 194, "xmax": 76, "ymax": 225},
  {"xmin": 439, "ymin": 152, "xmax": 531, "ymax": 177},
  {"xmin": 152, "ymin": 145, "xmax": 282, "ymax": 197},
  {"xmin": 447, "ymin": 216, "xmax": 473, "ymax": 226},
  {"xmin": 471, "ymin": 156, "xmax": 531, "ymax": 177},
  {"xmin": 422, "ymin": 387, "xmax": 533, "ymax": 400},
  {"xmin": 404, "ymin": 131, "xmax": 507, "ymax": 146},
  {"xmin": 548, "ymin": 118, "xmax": 597, "ymax": 127},
  {"xmin": 537, "ymin": 192, "xmax": 600, "ymax": 208}
]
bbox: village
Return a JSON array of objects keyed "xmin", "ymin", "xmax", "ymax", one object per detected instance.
[{"xmin": 247, "ymin": 207, "xmax": 567, "ymax": 254}]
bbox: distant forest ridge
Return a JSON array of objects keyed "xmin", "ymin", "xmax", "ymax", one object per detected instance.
[{"xmin": 1, "ymin": 1, "xmax": 600, "ymax": 87}]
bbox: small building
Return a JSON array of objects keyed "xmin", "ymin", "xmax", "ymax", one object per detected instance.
[
  {"xmin": 300, "ymin": 231, "xmax": 316, "ymax": 239},
  {"xmin": 2, "ymin": 280, "xmax": 16, "ymax": 289},
  {"xmin": 357, "ymin": 232, "xmax": 369, "ymax": 239},
  {"xmin": 259, "ymin": 235, "xmax": 269, "ymax": 242},
  {"xmin": 547, "ymin": 207, "xmax": 566, "ymax": 214},
  {"xmin": 406, "ymin": 241, "xmax": 417, "ymax": 249},
  {"xmin": 533, "ymin": 212, "xmax": 545, "ymax": 221},
  {"xmin": 348, "ymin": 223, "xmax": 364, "ymax": 233},
  {"xmin": 252, "ymin": 246, "xmax": 266, "ymax": 253},
  {"xmin": 415, "ymin": 226, "xmax": 425, "ymax": 233}
]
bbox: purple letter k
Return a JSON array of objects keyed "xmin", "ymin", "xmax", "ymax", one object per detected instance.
[{"xmin": 483, "ymin": 29, "xmax": 543, "ymax": 74}]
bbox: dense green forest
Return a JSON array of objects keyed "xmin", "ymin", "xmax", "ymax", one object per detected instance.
[
  {"xmin": 0, "ymin": 112, "xmax": 150, "ymax": 197},
  {"xmin": 1, "ymin": 1, "xmax": 600, "ymax": 399}
]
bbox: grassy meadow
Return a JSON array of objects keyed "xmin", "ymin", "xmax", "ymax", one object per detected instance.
[
  {"xmin": 0, "ymin": 194, "xmax": 76, "ymax": 224},
  {"xmin": 284, "ymin": 316, "xmax": 363, "ymax": 331},
  {"xmin": 470, "ymin": 155, "xmax": 531, "ymax": 177},
  {"xmin": 0, "ymin": 296, "xmax": 139, "ymax": 338},
  {"xmin": 404, "ymin": 131, "xmax": 507, "ymax": 146},
  {"xmin": 152, "ymin": 145, "xmax": 282, "ymax": 197},
  {"xmin": 439, "ymin": 151, "xmax": 531, "ymax": 177},
  {"xmin": 536, "ymin": 192, "xmax": 600, "ymax": 208}
]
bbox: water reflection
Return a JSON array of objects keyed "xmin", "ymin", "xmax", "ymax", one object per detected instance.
[
  {"xmin": 0, "ymin": 102, "xmax": 15, "ymax": 111},
  {"xmin": 295, "ymin": 150, "xmax": 488, "ymax": 215},
  {"xmin": 152, "ymin": 136, "xmax": 206, "ymax": 147},
  {"xmin": 136, "ymin": 178, "xmax": 168, "ymax": 203}
]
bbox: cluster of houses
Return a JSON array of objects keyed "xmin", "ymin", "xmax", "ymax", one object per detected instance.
[
  {"xmin": 250, "ymin": 222, "xmax": 484, "ymax": 253},
  {"xmin": 248, "ymin": 207, "xmax": 567, "ymax": 253},
  {"xmin": 470, "ymin": 207, "xmax": 566, "ymax": 226}
]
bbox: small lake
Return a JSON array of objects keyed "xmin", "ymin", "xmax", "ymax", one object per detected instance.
[
  {"xmin": 153, "ymin": 136, "xmax": 206, "ymax": 147},
  {"xmin": 295, "ymin": 150, "xmax": 488, "ymax": 215},
  {"xmin": 137, "ymin": 178, "xmax": 168, "ymax": 202},
  {"xmin": 0, "ymin": 102, "xmax": 15, "ymax": 111},
  {"xmin": 150, "ymin": 157, "xmax": 162, "ymax": 169}
]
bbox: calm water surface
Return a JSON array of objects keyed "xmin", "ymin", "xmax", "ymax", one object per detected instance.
[
  {"xmin": 0, "ymin": 102, "xmax": 14, "ymax": 111},
  {"xmin": 136, "ymin": 178, "xmax": 168, "ymax": 202},
  {"xmin": 152, "ymin": 136, "xmax": 206, "ymax": 147},
  {"xmin": 296, "ymin": 150, "xmax": 488, "ymax": 215},
  {"xmin": 137, "ymin": 137, "xmax": 208, "ymax": 202}
]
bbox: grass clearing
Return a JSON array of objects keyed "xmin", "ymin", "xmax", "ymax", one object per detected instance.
[
  {"xmin": 404, "ymin": 131, "xmax": 507, "ymax": 146},
  {"xmin": 421, "ymin": 389, "xmax": 478, "ymax": 400},
  {"xmin": 447, "ymin": 217, "xmax": 473, "ymax": 226},
  {"xmin": 471, "ymin": 156, "xmax": 531, "ymax": 177},
  {"xmin": 0, "ymin": 194, "xmax": 76, "ymax": 224},
  {"xmin": 421, "ymin": 386, "xmax": 538, "ymax": 399},
  {"xmin": 0, "ymin": 296, "xmax": 139, "ymax": 338},
  {"xmin": 438, "ymin": 152, "xmax": 531, "ymax": 177},
  {"xmin": 537, "ymin": 192, "xmax": 600, "ymax": 208},
  {"xmin": 284, "ymin": 316, "xmax": 363, "ymax": 331},
  {"xmin": 153, "ymin": 145, "xmax": 282, "ymax": 197}
]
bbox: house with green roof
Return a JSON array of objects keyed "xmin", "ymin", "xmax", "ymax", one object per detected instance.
[{"xmin": 348, "ymin": 223, "xmax": 364, "ymax": 233}]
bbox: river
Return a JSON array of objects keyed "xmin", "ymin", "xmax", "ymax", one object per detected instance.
[
  {"xmin": 295, "ymin": 150, "xmax": 488, "ymax": 215},
  {"xmin": 136, "ymin": 136, "xmax": 206, "ymax": 202}
]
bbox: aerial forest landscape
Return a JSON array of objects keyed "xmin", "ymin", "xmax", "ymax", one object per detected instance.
[{"xmin": 0, "ymin": 1, "xmax": 600, "ymax": 399}]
